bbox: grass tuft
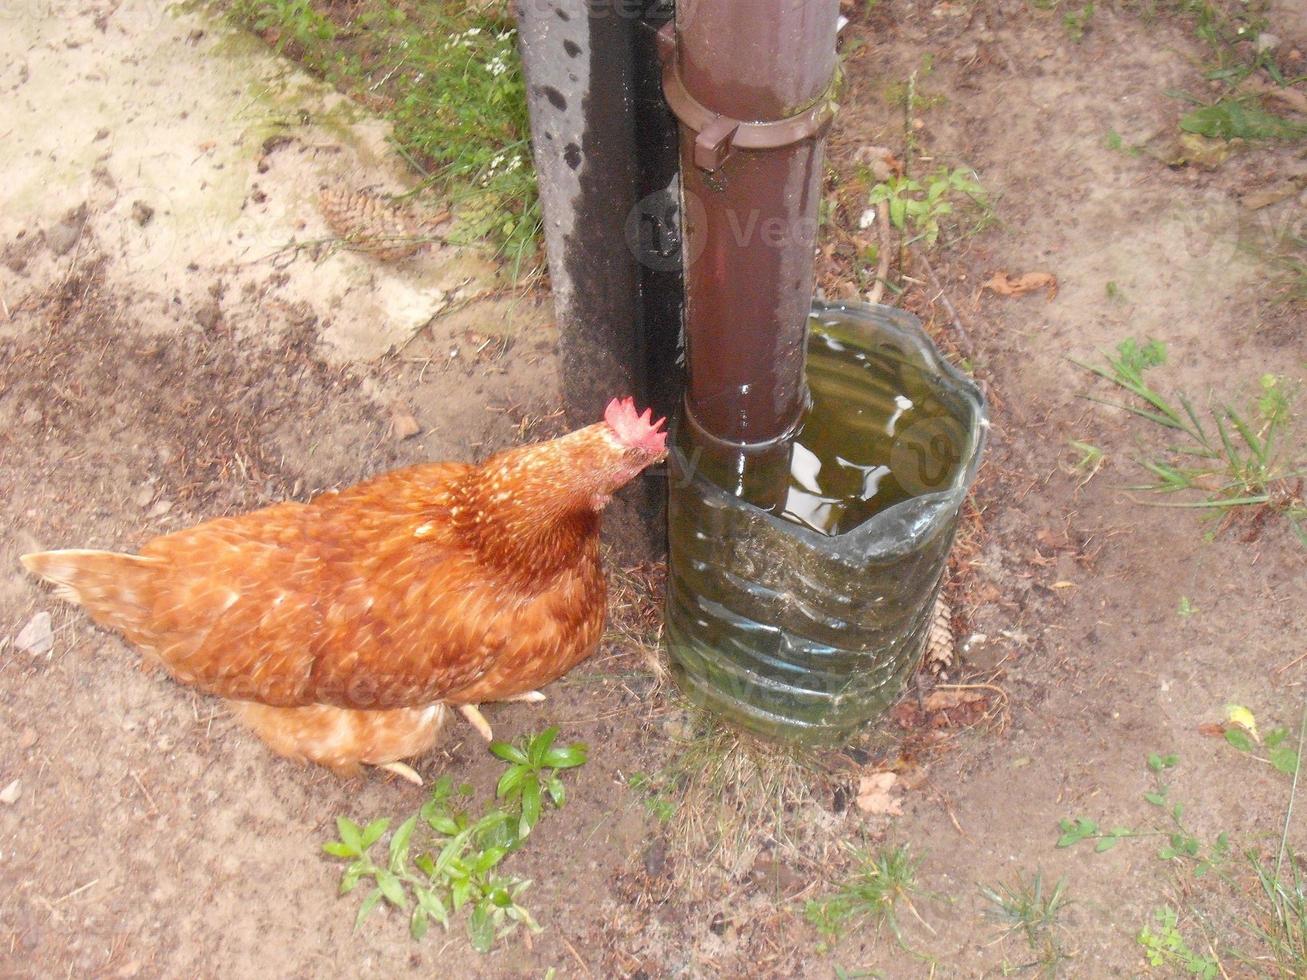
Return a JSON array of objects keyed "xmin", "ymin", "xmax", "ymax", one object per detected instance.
[
  {"xmin": 1073, "ymin": 337, "xmax": 1307, "ymax": 542},
  {"xmin": 221, "ymin": 0, "xmax": 541, "ymax": 274},
  {"xmin": 980, "ymin": 872, "xmax": 1071, "ymax": 976},
  {"xmin": 805, "ymin": 844, "xmax": 926, "ymax": 950}
]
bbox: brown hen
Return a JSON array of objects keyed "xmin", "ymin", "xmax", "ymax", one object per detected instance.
[{"xmin": 22, "ymin": 398, "xmax": 666, "ymax": 782}]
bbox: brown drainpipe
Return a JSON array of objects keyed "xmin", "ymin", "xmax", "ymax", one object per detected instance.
[{"xmin": 658, "ymin": 0, "xmax": 839, "ymax": 500}]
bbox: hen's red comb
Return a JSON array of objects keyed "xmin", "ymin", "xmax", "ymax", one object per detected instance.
[{"xmin": 604, "ymin": 397, "xmax": 667, "ymax": 453}]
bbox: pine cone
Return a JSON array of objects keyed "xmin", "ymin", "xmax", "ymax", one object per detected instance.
[
  {"xmin": 318, "ymin": 187, "xmax": 426, "ymax": 262},
  {"xmin": 924, "ymin": 596, "xmax": 955, "ymax": 678}
]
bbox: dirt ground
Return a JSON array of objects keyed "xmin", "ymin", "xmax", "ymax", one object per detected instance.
[{"xmin": 2, "ymin": 0, "xmax": 1305, "ymax": 977}]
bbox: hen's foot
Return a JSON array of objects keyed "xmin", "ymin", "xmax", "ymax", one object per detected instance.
[
  {"xmin": 505, "ymin": 690, "xmax": 546, "ymax": 703},
  {"xmin": 377, "ymin": 761, "xmax": 424, "ymax": 786},
  {"xmin": 458, "ymin": 704, "xmax": 494, "ymax": 741},
  {"xmin": 456, "ymin": 692, "xmax": 546, "ymax": 742}
]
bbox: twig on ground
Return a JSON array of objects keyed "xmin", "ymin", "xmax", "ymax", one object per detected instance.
[
  {"xmin": 868, "ymin": 207, "xmax": 895, "ymax": 306},
  {"xmin": 914, "ymin": 247, "xmax": 975, "ymax": 358}
]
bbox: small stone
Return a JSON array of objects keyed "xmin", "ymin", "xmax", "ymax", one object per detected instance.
[
  {"xmin": 0, "ymin": 779, "xmax": 20, "ymax": 806},
  {"xmin": 17, "ymin": 729, "xmax": 38, "ymax": 751},
  {"xmin": 195, "ymin": 302, "xmax": 222, "ymax": 332},
  {"xmin": 46, "ymin": 203, "xmax": 88, "ymax": 256},
  {"xmin": 1256, "ymin": 32, "xmax": 1281, "ymax": 53},
  {"xmin": 148, "ymin": 499, "xmax": 173, "ymax": 518},
  {"xmin": 21, "ymin": 406, "xmax": 41, "ymax": 426},
  {"xmin": 131, "ymin": 200, "xmax": 155, "ymax": 227},
  {"xmin": 94, "ymin": 127, "xmax": 110, "ymax": 141},
  {"xmin": 851, "ymin": 145, "xmax": 900, "ymax": 182},
  {"xmin": 134, "ymin": 485, "xmax": 154, "ymax": 508},
  {"xmin": 14, "ymin": 612, "xmax": 53, "ymax": 656},
  {"xmin": 642, "ymin": 838, "xmax": 667, "ymax": 877},
  {"xmin": 391, "ymin": 409, "xmax": 422, "ymax": 441},
  {"xmin": 46, "ymin": 222, "xmax": 80, "ymax": 256}
]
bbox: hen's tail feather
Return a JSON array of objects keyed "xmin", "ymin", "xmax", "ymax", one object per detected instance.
[{"xmin": 21, "ymin": 549, "xmax": 163, "ymax": 635}]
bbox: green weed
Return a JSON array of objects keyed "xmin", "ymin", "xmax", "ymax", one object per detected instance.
[
  {"xmin": 388, "ymin": 10, "xmax": 540, "ymax": 270},
  {"xmin": 1137, "ymin": 907, "xmax": 1220, "ymax": 977},
  {"xmin": 1176, "ymin": 97, "xmax": 1307, "ymax": 142},
  {"xmin": 1104, "ymin": 129, "xmax": 1145, "ymax": 156},
  {"xmin": 1073, "ymin": 338, "xmax": 1307, "ymax": 542},
  {"xmin": 1057, "ymin": 753, "xmax": 1231, "ymax": 874},
  {"xmin": 1062, "ymin": 2, "xmax": 1095, "ymax": 42},
  {"xmin": 323, "ymin": 728, "xmax": 587, "ymax": 952},
  {"xmin": 490, "ymin": 726, "xmax": 588, "ymax": 838},
  {"xmin": 805, "ymin": 845, "xmax": 925, "ymax": 949},
  {"xmin": 626, "ymin": 771, "xmax": 677, "ymax": 824},
  {"xmin": 867, "ymin": 167, "xmax": 990, "ymax": 247},
  {"xmin": 883, "ymin": 54, "xmax": 946, "ymax": 114},
  {"xmin": 979, "ymin": 871, "xmax": 1071, "ymax": 976},
  {"xmin": 1059, "ymin": 713, "xmax": 1307, "ymax": 976},
  {"xmin": 1223, "ymin": 722, "xmax": 1301, "ymax": 777},
  {"xmin": 1249, "ymin": 847, "xmax": 1307, "ymax": 975},
  {"xmin": 1115, "ymin": 0, "xmax": 1307, "ymax": 147},
  {"xmin": 228, "ymin": 0, "xmax": 340, "ymax": 75}
]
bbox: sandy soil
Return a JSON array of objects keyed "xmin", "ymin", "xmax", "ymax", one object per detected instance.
[{"xmin": 1, "ymin": 0, "xmax": 1305, "ymax": 977}]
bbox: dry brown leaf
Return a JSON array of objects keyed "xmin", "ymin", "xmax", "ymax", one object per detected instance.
[
  {"xmin": 855, "ymin": 771, "xmax": 903, "ymax": 816},
  {"xmin": 982, "ymin": 271, "xmax": 1058, "ymax": 299},
  {"xmin": 922, "ymin": 689, "xmax": 987, "ymax": 711}
]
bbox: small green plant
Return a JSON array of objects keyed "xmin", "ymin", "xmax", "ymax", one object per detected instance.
[
  {"xmin": 1062, "ymin": 1, "xmax": 1094, "ymax": 42},
  {"xmin": 1223, "ymin": 722, "xmax": 1301, "ymax": 777},
  {"xmin": 884, "ymin": 54, "xmax": 946, "ymax": 114},
  {"xmin": 1074, "ymin": 338, "xmax": 1307, "ymax": 542},
  {"xmin": 1177, "ymin": 97, "xmax": 1307, "ymax": 142},
  {"xmin": 1063, "ymin": 711, "xmax": 1305, "ymax": 975},
  {"xmin": 980, "ymin": 872, "xmax": 1070, "ymax": 976},
  {"xmin": 1066, "ymin": 439, "xmax": 1106, "ymax": 486},
  {"xmin": 1104, "ymin": 129, "xmax": 1144, "ymax": 156},
  {"xmin": 805, "ymin": 845, "xmax": 925, "ymax": 949},
  {"xmin": 867, "ymin": 167, "xmax": 989, "ymax": 247},
  {"xmin": 627, "ymin": 771, "xmax": 677, "ymax": 824},
  {"xmin": 491, "ymin": 727, "xmax": 588, "ymax": 839},
  {"xmin": 1057, "ymin": 753, "xmax": 1230, "ymax": 875},
  {"xmin": 323, "ymin": 728, "xmax": 587, "ymax": 952},
  {"xmin": 1177, "ymin": 595, "xmax": 1198, "ymax": 617},
  {"xmin": 1137, "ymin": 907, "xmax": 1220, "ymax": 977},
  {"xmin": 232, "ymin": 0, "xmax": 336, "ymax": 48}
]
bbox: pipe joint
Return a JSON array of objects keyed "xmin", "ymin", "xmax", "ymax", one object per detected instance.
[{"xmin": 656, "ymin": 22, "xmax": 837, "ymax": 174}]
